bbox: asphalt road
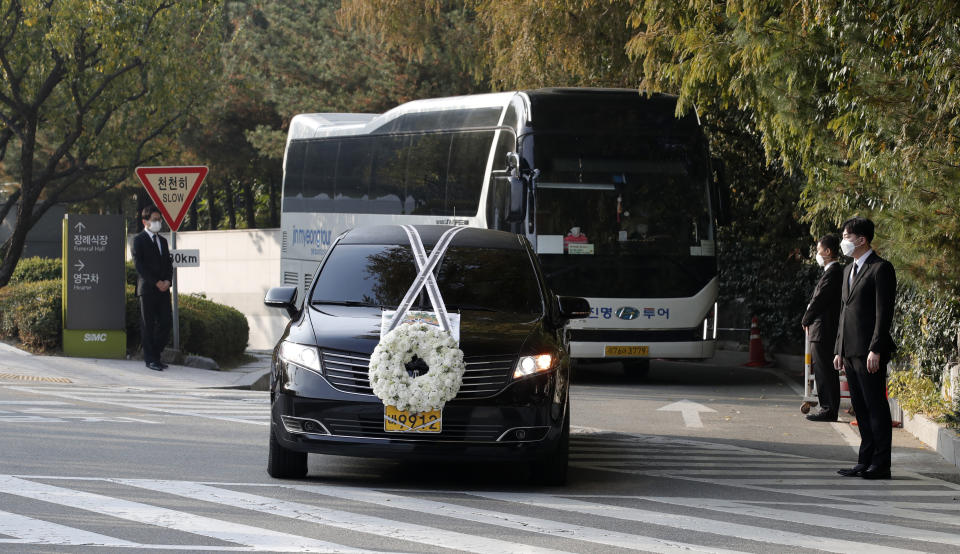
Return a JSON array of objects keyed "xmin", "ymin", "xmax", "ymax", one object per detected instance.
[{"xmin": 1, "ymin": 354, "xmax": 959, "ymax": 553}]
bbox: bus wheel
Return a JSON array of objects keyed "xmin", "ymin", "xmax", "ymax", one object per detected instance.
[{"xmin": 622, "ymin": 359, "xmax": 650, "ymax": 379}]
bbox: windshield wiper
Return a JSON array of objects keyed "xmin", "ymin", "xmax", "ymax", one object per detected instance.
[{"xmin": 312, "ymin": 300, "xmax": 384, "ymax": 308}]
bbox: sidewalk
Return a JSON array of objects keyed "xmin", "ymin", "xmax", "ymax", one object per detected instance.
[{"xmin": 0, "ymin": 341, "xmax": 271, "ymax": 389}]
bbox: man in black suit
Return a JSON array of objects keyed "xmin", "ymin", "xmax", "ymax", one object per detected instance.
[
  {"xmin": 834, "ymin": 216, "xmax": 897, "ymax": 480},
  {"xmin": 132, "ymin": 206, "xmax": 173, "ymax": 371},
  {"xmin": 802, "ymin": 234, "xmax": 843, "ymax": 422}
]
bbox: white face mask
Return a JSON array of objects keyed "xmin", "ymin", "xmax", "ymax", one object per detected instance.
[
  {"xmin": 815, "ymin": 253, "xmax": 825, "ymax": 267},
  {"xmin": 148, "ymin": 220, "xmax": 162, "ymax": 233},
  {"xmin": 840, "ymin": 238, "xmax": 856, "ymax": 257}
]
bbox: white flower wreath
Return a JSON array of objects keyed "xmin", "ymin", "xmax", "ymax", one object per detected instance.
[{"xmin": 368, "ymin": 322, "xmax": 466, "ymax": 413}]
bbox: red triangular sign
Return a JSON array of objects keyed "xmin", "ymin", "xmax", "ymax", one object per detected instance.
[{"xmin": 135, "ymin": 166, "xmax": 208, "ymax": 231}]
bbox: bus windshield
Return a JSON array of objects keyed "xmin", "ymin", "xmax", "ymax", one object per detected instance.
[{"xmin": 530, "ymin": 131, "xmax": 716, "ymax": 298}]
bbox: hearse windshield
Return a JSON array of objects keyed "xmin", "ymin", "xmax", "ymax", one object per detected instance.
[{"xmin": 311, "ymin": 244, "xmax": 544, "ymax": 315}]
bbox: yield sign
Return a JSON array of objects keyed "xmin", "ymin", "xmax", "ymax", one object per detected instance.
[{"xmin": 135, "ymin": 166, "xmax": 208, "ymax": 231}]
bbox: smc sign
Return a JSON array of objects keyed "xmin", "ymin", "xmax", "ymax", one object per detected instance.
[{"xmin": 83, "ymin": 333, "xmax": 108, "ymax": 342}]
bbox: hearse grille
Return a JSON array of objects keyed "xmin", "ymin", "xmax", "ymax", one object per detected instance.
[
  {"xmin": 323, "ymin": 415, "xmax": 503, "ymax": 441},
  {"xmin": 320, "ymin": 350, "xmax": 515, "ymax": 399}
]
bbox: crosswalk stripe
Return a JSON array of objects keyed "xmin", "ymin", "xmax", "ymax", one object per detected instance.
[
  {"xmin": 676, "ymin": 478, "xmax": 928, "ymax": 486},
  {"xmin": 636, "ymin": 469, "xmax": 830, "ymax": 476},
  {"xmin": 570, "ymin": 454, "xmax": 799, "ymax": 461},
  {"xmin": 467, "ymin": 492, "xmax": 922, "ymax": 554},
  {"xmin": 6, "ymin": 387, "xmax": 269, "ymax": 425},
  {"xmin": 816, "ymin": 502, "xmax": 960, "ymax": 525},
  {"xmin": 0, "ymin": 509, "xmax": 139, "ymax": 547},
  {"xmin": 640, "ymin": 497, "xmax": 960, "ymax": 547},
  {"xmin": 284, "ymin": 483, "xmax": 746, "ymax": 554},
  {"xmin": 569, "ymin": 446, "xmax": 787, "ymax": 454},
  {"xmin": 114, "ymin": 478, "xmax": 570, "ymax": 554},
  {"xmin": 575, "ymin": 461, "xmax": 820, "ymax": 469},
  {"xmin": 0, "ymin": 476, "xmax": 366, "ymax": 553}
]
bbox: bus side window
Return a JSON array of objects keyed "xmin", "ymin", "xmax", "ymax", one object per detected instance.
[
  {"xmin": 370, "ymin": 134, "xmax": 408, "ymax": 214},
  {"xmin": 284, "ymin": 141, "xmax": 307, "ymax": 201},
  {"xmin": 336, "ymin": 137, "xmax": 373, "ymax": 207},
  {"xmin": 406, "ymin": 133, "xmax": 450, "ymax": 215},
  {"xmin": 302, "ymin": 140, "xmax": 337, "ymax": 210},
  {"xmin": 446, "ymin": 131, "xmax": 493, "ymax": 217}
]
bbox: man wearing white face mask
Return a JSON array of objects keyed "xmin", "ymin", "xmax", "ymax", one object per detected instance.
[
  {"xmin": 802, "ymin": 234, "xmax": 843, "ymax": 421},
  {"xmin": 132, "ymin": 206, "xmax": 173, "ymax": 371},
  {"xmin": 834, "ymin": 216, "xmax": 897, "ymax": 480}
]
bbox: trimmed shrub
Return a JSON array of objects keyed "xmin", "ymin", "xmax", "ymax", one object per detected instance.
[
  {"xmin": 178, "ymin": 293, "xmax": 249, "ymax": 362},
  {"xmin": 11, "ymin": 257, "xmax": 61, "ymax": 284},
  {"xmin": 1, "ymin": 280, "xmax": 249, "ymax": 364},
  {"xmin": 0, "ymin": 279, "xmax": 62, "ymax": 351},
  {"xmin": 125, "ymin": 261, "xmax": 138, "ymax": 288}
]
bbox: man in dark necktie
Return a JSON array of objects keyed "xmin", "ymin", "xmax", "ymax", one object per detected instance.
[
  {"xmin": 132, "ymin": 206, "xmax": 173, "ymax": 371},
  {"xmin": 834, "ymin": 216, "xmax": 897, "ymax": 480},
  {"xmin": 802, "ymin": 234, "xmax": 843, "ymax": 421}
]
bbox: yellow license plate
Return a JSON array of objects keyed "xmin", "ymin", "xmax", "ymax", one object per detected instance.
[
  {"xmin": 605, "ymin": 345, "xmax": 650, "ymax": 357},
  {"xmin": 384, "ymin": 405, "xmax": 442, "ymax": 433}
]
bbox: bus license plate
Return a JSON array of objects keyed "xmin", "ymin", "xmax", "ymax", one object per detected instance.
[
  {"xmin": 384, "ymin": 405, "xmax": 442, "ymax": 433},
  {"xmin": 605, "ymin": 345, "xmax": 650, "ymax": 357}
]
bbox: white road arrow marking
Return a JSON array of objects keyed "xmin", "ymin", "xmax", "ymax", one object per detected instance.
[{"xmin": 657, "ymin": 400, "xmax": 716, "ymax": 428}]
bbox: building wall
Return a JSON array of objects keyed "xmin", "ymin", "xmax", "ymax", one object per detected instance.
[
  {"xmin": 0, "ymin": 204, "xmax": 66, "ymax": 259},
  {"xmin": 129, "ymin": 228, "xmax": 288, "ymax": 351}
]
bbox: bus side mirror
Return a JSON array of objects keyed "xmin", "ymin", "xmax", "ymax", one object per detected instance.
[
  {"xmin": 507, "ymin": 175, "xmax": 526, "ymax": 222},
  {"xmin": 265, "ymin": 286, "xmax": 299, "ymax": 319},
  {"xmin": 710, "ymin": 157, "xmax": 731, "ymax": 227}
]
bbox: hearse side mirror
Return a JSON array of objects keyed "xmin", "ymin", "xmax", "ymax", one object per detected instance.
[
  {"xmin": 264, "ymin": 286, "xmax": 299, "ymax": 319},
  {"xmin": 507, "ymin": 175, "xmax": 526, "ymax": 222},
  {"xmin": 557, "ymin": 296, "xmax": 591, "ymax": 321}
]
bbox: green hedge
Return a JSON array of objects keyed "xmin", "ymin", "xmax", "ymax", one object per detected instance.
[
  {"xmin": 718, "ymin": 238, "xmax": 821, "ymax": 353},
  {"xmin": 891, "ymin": 282, "xmax": 960, "ymax": 382},
  {"xmin": 1, "ymin": 278, "xmax": 248, "ymax": 364},
  {"xmin": 0, "ymin": 279, "xmax": 61, "ymax": 351},
  {"xmin": 11, "ymin": 257, "xmax": 136, "ymax": 286},
  {"xmin": 11, "ymin": 257, "xmax": 61, "ymax": 284}
]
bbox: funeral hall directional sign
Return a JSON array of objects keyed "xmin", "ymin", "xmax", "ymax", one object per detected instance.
[
  {"xmin": 62, "ymin": 214, "xmax": 126, "ymax": 358},
  {"xmin": 135, "ymin": 166, "xmax": 208, "ymax": 231}
]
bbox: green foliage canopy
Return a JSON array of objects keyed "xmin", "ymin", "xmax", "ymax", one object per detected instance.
[
  {"xmin": 628, "ymin": 0, "xmax": 960, "ymax": 288},
  {"xmin": 230, "ymin": 0, "xmax": 482, "ymax": 161},
  {"xmin": 0, "ymin": 0, "xmax": 222, "ymax": 285}
]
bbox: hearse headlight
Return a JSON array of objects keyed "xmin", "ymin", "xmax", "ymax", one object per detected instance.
[
  {"xmin": 279, "ymin": 341, "xmax": 322, "ymax": 373},
  {"xmin": 513, "ymin": 354, "xmax": 554, "ymax": 379}
]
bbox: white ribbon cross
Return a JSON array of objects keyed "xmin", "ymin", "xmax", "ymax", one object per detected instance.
[{"xmin": 386, "ymin": 225, "xmax": 468, "ymax": 336}]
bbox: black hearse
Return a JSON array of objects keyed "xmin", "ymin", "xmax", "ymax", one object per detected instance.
[{"xmin": 264, "ymin": 225, "xmax": 589, "ymax": 484}]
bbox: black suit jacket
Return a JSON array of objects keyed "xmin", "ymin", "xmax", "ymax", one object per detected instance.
[
  {"xmin": 834, "ymin": 251, "xmax": 897, "ymax": 357},
  {"xmin": 132, "ymin": 231, "xmax": 173, "ymax": 297},
  {"xmin": 802, "ymin": 262, "xmax": 842, "ymax": 343}
]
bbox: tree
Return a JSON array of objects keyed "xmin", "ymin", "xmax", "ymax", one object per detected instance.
[
  {"xmin": 0, "ymin": 0, "xmax": 222, "ymax": 286},
  {"xmin": 339, "ymin": 0, "xmax": 640, "ymax": 89},
  {"xmin": 627, "ymin": 0, "xmax": 960, "ymax": 287},
  {"xmin": 230, "ymin": 0, "xmax": 484, "ymax": 162}
]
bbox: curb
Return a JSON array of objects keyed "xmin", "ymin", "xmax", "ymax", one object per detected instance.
[{"xmin": 901, "ymin": 412, "xmax": 960, "ymax": 471}]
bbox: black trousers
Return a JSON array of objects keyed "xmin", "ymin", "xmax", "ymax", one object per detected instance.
[
  {"xmin": 844, "ymin": 355, "xmax": 892, "ymax": 469},
  {"xmin": 811, "ymin": 340, "xmax": 840, "ymax": 415},
  {"xmin": 139, "ymin": 291, "xmax": 171, "ymax": 364}
]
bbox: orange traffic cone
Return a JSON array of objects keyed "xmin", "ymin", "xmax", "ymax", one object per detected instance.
[{"xmin": 743, "ymin": 316, "xmax": 772, "ymax": 367}]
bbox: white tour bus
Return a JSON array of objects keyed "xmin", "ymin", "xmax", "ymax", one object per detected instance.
[{"xmin": 280, "ymin": 88, "xmax": 725, "ymax": 375}]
